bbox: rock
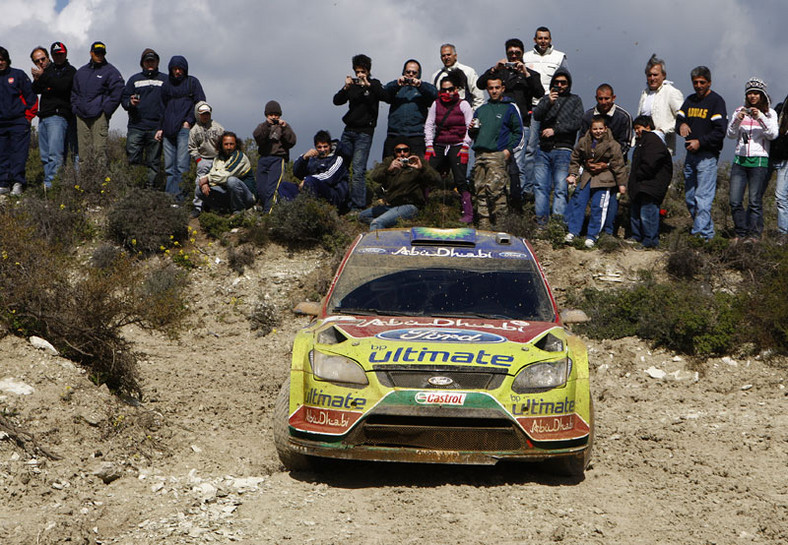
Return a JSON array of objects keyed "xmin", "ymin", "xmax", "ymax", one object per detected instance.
[
  {"xmin": 80, "ymin": 412, "xmax": 103, "ymax": 427},
  {"xmin": 667, "ymin": 370, "xmax": 699, "ymax": 382},
  {"xmin": 741, "ymin": 384, "xmax": 753, "ymax": 391},
  {"xmin": 0, "ymin": 377, "xmax": 34, "ymax": 395},
  {"xmin": 92, "ymin": 462, "xmax": 122, "ymax": 484},
  {"xmin": 722, "ymin": 356, "xmax": 738, "ymax": 367},
  {"xmin": 194, "ymin": 482, "xmax": 217, "ymax": 502},
  {"xmin": 29, "ymin": 336, "xmax": 58, "ymax": 356},
  {"xmin": 645, "ymin": 367, "xmax": 666, "ymax": 379}
]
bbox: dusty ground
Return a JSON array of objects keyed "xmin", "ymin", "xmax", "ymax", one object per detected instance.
[{"xmin": 1, "ymin": 231, "xmax": 786, "ymax": 545}]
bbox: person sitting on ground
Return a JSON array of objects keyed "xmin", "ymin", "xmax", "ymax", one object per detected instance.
[
  {"xmin": 188, "ymin": 101, "xmax": 225, "ymax": 216},
  {"xmin": 565, "ymin": 115, "xmax": 627, "ymax": 248},
  {"xmin": 628, "ymin": 115, "xmax": 672, "ymax": 249},
  {"xmin": 196, "ymin": 132, "xmax": 255, "ymax": 215},
  {"xmin": 424, "ymin": 71, "xmax": 474, "ymax": 223},
  {"xmin": 361, "ymin": 140, "xmax": 441, "ymax": 230},
  {"xmin": 280, "ymin": 130, "xmax": 350, "ymax": 211}
]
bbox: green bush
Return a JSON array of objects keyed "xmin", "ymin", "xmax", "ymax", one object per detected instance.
[
  {"xmin": 107, "ymin": 188, "xmax": 188, "ymax": 253},
  {"xmin": 268, "ymin": 193, "xmax": 350, "ymax": 251}
]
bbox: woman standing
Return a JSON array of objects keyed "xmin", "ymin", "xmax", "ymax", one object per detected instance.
[{"xmin": 726, "ymin": 78, "xmax": 778, "ymax": 242}]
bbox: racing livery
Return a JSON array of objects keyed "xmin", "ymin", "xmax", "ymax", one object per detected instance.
[{"xmin": 274, "ymin": 227, "xmax": 594, "ymax": 475}]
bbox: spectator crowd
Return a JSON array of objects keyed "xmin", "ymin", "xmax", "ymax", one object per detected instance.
[{"xmin": 3, "ymin": 28, "xmax": 788, "ymax": 247}]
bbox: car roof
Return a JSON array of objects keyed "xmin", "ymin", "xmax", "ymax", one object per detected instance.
[{"xmin": 352, "ymin": 227, "xmax": 537, "ymax": 261}]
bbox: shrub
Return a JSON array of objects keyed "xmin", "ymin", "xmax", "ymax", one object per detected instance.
[
  {"xmin": 228, "ymin": 244, "xmax": 255, "ymax": 274},
  {"xmin": 268, "ymin": 193, "xmax": 350, "ymax": 251},
  {"xmin": 249, "ymin": 297, "xmax": 279, "ymax": 336},
  {"xmin": 107, "ymin": 188, "xmax": 188, "ymax": 253}
]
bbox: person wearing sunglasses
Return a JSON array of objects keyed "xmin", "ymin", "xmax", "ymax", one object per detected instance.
[{"xmin": 381, "ymin": 59, "xmax": 437, "ymax": 160}]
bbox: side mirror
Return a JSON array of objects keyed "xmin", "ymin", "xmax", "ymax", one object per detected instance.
[
  {"xmin": 560, "ymin": 309, "xmax": 590, "ymax": 324},
  {"xmin": 293, "ymin": 301, "xmax": 321, "ymax": 317}
]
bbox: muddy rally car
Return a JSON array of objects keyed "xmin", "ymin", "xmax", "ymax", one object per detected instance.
[{"xmin": 274, "ymin": 227, "xmax": 593, "ymax": 475}]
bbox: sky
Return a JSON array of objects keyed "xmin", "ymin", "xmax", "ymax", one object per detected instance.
[{"xmin": 4, "ymin": 0, "xmax": 788, "ymax": 163}]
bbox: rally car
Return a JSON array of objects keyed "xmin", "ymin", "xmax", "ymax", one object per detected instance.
[{"xmin": 274, "ymin": 227, "xmax": 594, "ymax": 476}]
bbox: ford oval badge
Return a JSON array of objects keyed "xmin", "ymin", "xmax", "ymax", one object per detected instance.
[{"xmin": 428, "ymin": 376, "xmax": 454, "ymax": 386}]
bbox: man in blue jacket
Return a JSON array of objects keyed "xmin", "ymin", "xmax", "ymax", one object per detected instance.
[
  {"xmin": 280, "ymin": 130, "xmax": 350, "ymax": 211},
  {"xmin": 70, "ymin": 41, "xmax": 124, "ymax": 169},
  {"xmin": 122, "ymin": 48, "xmax": 166, "ymax": 189},
  {"xmin": 155, "ymin": 55, "xmax": 205, "ymax": 202},
  {"xmin": 0, "ymin": 46, "xmax": 38, "ymax": 196},
  {"xmin": 381, "ymin": 59, "xmax": 437, "ymax": 159}
]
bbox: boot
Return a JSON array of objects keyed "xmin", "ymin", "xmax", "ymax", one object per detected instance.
[{"xmin": 459, "ymin": 190, "xmax": 474, "ymax": 223}]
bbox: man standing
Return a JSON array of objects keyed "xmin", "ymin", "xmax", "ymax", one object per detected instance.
[
  {"xmin": 381, "ymin": 59, "xmax": 437, "ymax": 159},
  {"xmin": 333, "ymin": 54, "xmax": 384, "ymax": 213},
  {"xmin": 675, "ymin": 66, "xmax": 727, "ymax": 241},
  {"xmin": 253, "ymin": 100, "xmax": 296, "ymax": 212},
  {"xmin": 469, "ymin": 76, "xmax": 524, "ymax": 230},
  {"xmin": 156, "ymin": 55, "xmax": 205, "ymax": 202},
  {"xmin": 70, "ymin": 41, "xmax": 123, "ymax": 168},
  {"xmin": 522, "ymin": 27, "xmax": 567, "ymax": 197},
  {"xmin": 121, "ymin": 48, "xmax": 166, "ymax": 189},
  {"xmin": 0, "ymin": 46, "xmax": 37, "ymax": 196},
  {"xmin": 478, "ymin": 38, "xmax": 544, "ymax": 203},
  {"xmin": 31, "ymin": 42, "xmax": 76, "ymax": 190},
  {"xmin": 532, "ymin": 68, "xmax": 583, "ymax": 225},
  {"xmin": 636, "ymin": 54, "xmax": 684, "ymax": 154},
  {"xmin": 579, "ymin": 83, "xmax": 633, "ymax": 236},
  {"xmin": 431, "ymin": 44, "xmax": 484, "ymax": 110},
  {"xmin": 196, "ymin": 132, "xmax": 255, "ymax": 214}
]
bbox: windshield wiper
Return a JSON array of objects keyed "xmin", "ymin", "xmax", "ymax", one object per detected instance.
[
  {"xmin": 430, "ymin": 311, "xmax": 514, "ymax": 320},
  {"xmin": 332, "ymin": 307, "xmax": 414, "ymax": 317}
]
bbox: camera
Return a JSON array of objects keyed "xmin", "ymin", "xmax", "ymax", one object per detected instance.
[
  {"xmin": 403, "ymin": 77, "xmax": 416, "ymax": 85},
  {"xmin": 352, "ymin": 78, "xmax": 360, "ymax": 84},
  {"xmin": 505, "ymin": 62, "xmax": 518, "ymax": 69},
  {"xmin": 399, "ymin": 157, "xmax": 410, "ymax": 166},
  {"xmin": 131, "ymin": 94, "xmax": 140, "ymax": 101},
  {"xmin": 270, "ymin": 119, "xmax": 280, "ymax": 125}
]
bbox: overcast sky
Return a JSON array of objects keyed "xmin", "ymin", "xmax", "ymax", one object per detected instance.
[{"xmin": 4, "ymin": 0, "xmax": 787, "ymax": 162}]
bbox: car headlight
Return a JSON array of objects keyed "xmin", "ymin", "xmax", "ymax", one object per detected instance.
[
  {"xmin": 309, "ymin": 350, "xmax": 368, "ymax": 385},
  {"xmin": 512, "ymin": 358, "xmax": 571, "ymax": 393}
]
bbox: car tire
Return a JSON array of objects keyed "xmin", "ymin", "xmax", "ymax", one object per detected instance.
[
  {"xmin": 546, "ymin": 398, "xmax": 595, "ymax": 477},
  {"xmin": 273, "ymin": 379, "xmax": 313, "ymax": 472}
]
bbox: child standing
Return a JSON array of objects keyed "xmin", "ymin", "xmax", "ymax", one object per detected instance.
[{"xmin": 564, "ymin": 115, "xmax": 627, "ymax": 247}]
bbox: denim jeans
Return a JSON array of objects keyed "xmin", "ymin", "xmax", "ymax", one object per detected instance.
[
  {"xmin": 202, "ymin": 177, "xmax": 255, "ymax": 212},
  {"xmin": 340, "ymin": 130, "xmax": 372, "ymax": 210},
  {"xmin": 513, "ymin": 125, "xmax": 531, "ymax": 196},
  {"xmin": 126, "ymin": 127, "xmax": 162, "ymax": 189},
  {"xmin": 38, "ymin": 115, "xmax": 69, "ymax": 188},
  {"xmin": 773, "ymin": 160, "xmax": 788, "ymax": 235},
  {"xmin": 729, "ymin": 162, "xmax": 770, "ymax": 238},
  {"xmin": 192, "ymin": 158, "xmax": 214, "ymax": 210},
  {"xmin": 565, "ymin": 183, "xmax": 613, "ymax": 241},
  {"xmin": 163, "ymin": 127, "xmax": 191, "ymax": 202},
  {"xmin": 683, "ymin": 154, "xmax": 718, "ymax": 240},
  {"xmin": 359, "ymin": 203, "xmax": 418, "ymax": 230},
  {"xmin": 534, "ymin": 147, "xmax": 571, "ymax": 223},
  {"xmin": 630, "ymin": 193, "xmax": 661, "ymax": 247},
  {"xmin": 524, "ymin": 119, "xmax": 539, "ymax": 194}
]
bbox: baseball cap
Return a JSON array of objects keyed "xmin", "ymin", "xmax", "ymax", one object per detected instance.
[
  {"xmin": 51, "ymin": 42, "xmax": 67, "ymax": 55},
  {"xmin": 90, "ymin": 41, "xmax": 107, "ymax": 54}
]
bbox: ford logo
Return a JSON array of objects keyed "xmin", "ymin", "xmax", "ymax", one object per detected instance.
[
  {"xmin": 428, "ymin": 376, "xmax": 454, "ymax": 386},
  {"xmin": 376, "ymin": 328, "xmax": 506, "ymax": 343}
]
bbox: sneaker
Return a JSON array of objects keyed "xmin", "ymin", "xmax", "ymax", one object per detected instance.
[
  {"xmin": 584, "ymin": 238, "xmax": 595, "ymax": 248},
  {"xmin": 564, "ymin": 233, "xmax": 575, "ymax": 243},
  {"xmin": 0, "ymin": 186, "xmax": 9, "ymax": 196},
  {"xmin": 11, "ymin": 183, "xmax": 23, "ymax": 196}
]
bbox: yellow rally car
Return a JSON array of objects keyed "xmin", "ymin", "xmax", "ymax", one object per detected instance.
[{"xmin": 274, "ymin": 227, "xmax": 594, "ymax": 475}]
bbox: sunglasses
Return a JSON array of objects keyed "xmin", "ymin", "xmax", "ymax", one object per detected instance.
[
  {"xmin": 441, "ymin": 87, "xmax": 456, "ymax": 92},
  {"xmin": 33, "ymin": 57, "xmax": 48, "ymax": 65},
  {"xmin": 394, "ymin": 147, "xmax": 410, "ymax": 154},
  {"xmin": 553, "ymin": 80, "xmax": 568, "ymax": 86},
  {"xmin": 506, "ymin": 49, "xmax": 523, "ymax": 57},
  {"xmin": 404, "ymin": 70, "xmax": 419, "ymax": 76}
]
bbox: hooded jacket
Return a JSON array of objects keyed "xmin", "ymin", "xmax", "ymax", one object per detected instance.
[
  {"xmin": 32, "ymin": 60, "xmax": 76, "ymax": 120},
  {"xmin": 382, "ymin": 60, "xmax": 438, "ymax": 137},
  {"xmin": 0, "ymin": 65, "xmax": 38, "ymax": 125},
  {"xmin": 532, "ymin": 67, "xmax": 583, "ymax": 151},
  {"xmin": 159, "ymin": 56, "xmax": 206, "ymax": 139},
  {"xmin": 188, "ymin": 101, "xmax": 225, "ymax": 160},
  {"xmin": 470, "ymin": 96, "xmax": 523, "ymax": 154},
  {"xmin": 121, "ymin": 49, "xmax": 166, "ymax": 131},
  {"xmin": 71, "ymin": 58, "xmax": 124, "ymax": 120}
]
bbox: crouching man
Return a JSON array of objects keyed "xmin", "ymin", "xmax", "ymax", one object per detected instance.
[
  {"xmin": 280, "ymin": 130, "xmax": 350, "ymax": 211},
  {"xmin": 196, "ymin": 132, "xmax": 255, "ymax": 214}
]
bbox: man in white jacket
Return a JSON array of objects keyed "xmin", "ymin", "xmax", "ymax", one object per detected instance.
[
  {"xmin": 431, "ymin": 44, "xmax": 484, "ymax": 110},
  {"xmin": 637, "ymin": 54, "xmax": 683, "ymax": 154}
]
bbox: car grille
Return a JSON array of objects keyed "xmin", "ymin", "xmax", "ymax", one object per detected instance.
[
  {"xmin": 373, "ymin": 365, "xmax": 507, "ymax": 390},
  {"xmin": 343, "ymin": 415, "xmax": 526, "ymax": 451}
]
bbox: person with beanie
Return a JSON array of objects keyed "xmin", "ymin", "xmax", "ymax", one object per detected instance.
[
  {"xmin": 121, "ymin": 48, "xmax": 166, "ymax": 188},
  {"xmin": 155, "ymin": 55, "xmax": 205, "ymax": 202},
  {"xmin": 31, "ymin": 42, "xmax": 77, "ymax": 190},
  {"xmin": 0, "ymin": 46, "xmax": 38, "ymax": 196},
  {"xmin": 381, "ymin": 59, "xmax": 437, "ymax": 159},
  {"xmin": 726, "ymin": 78, "xmax": 778, "ymax": 242},
  {"xmin": 253, "ymin": 100, "xmax": 297, "ymax": 212},
  {"xmin": 70, "ymin": 41, "xmax": 124, "ymax": 170}
]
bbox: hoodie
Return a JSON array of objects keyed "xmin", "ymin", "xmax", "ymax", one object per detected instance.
[
  {"xmin": 532, "ymin": 67, "xmax": 583, "ymax": 150},
  {"xmin": 188, "ymin": 101, "xmax": 225, "ymax": 160},
  {"xmin": 159, "ymin": 55, "xmax": 206, "ymax": 139},
  {"xmin": 121, "ymin": 49, "xmax": 166, "ymax": 131}
]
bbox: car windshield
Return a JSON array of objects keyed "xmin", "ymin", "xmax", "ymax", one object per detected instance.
[{"xmin": 327, "ymin": 253, "xmax": 556, "ymax": 321}]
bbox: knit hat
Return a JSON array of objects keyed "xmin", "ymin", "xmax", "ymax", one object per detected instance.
[
  {"xmin": 265, "ymin": 100, "xmax": 282, "ymax": 116},
  {"xmin": 140, "ymin": 48, "xmax": 159, "ymax": 67},
  {"xmin": 51, "ymin": 42, "xmax": 67, "ymax": 55},
  {"xmin": 745, "ymin": 77, "xmax": 770, "ymax": 109}
]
